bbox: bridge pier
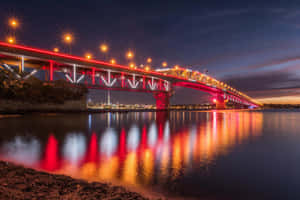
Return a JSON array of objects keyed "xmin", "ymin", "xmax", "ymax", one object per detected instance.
[
  {"xmin": 154, "ymin": 92, "xmax": 170, "ymax": 110},
  {"xmin": 214, "ymin": 94, "xmax": 226, "ymax": 109},
  {"xmin": 216, "ymin": 99, "xmax": 226, "ymax": 109}
]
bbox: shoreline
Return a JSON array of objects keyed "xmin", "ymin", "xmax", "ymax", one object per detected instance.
[
  {"xmin": 0, "ymin": 108, "xmax": 211, "ymax": 115},
  {"xmin": 0, "ymin": 160, "xmax": 166, "ymax": 200}
]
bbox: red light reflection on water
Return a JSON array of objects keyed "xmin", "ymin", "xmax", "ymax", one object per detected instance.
[
  {"xmin": 40, "ymin": 134, "xmax": 60, "ymax": 171},
  {"xmin": 1, "ymin": 111, "xmax": 263, "ymax": 186}
]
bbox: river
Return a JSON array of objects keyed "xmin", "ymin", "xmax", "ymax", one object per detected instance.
[{"xmin": 0, "ymin": 110, "xmax": 299, "ymax": 200}]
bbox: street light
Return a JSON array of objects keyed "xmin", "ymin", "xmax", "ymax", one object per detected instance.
[
  {"xmin": 174, "ymin": 65, "xmax": 179, "ymax": 70},
  {"xmin": 85, "ymin": 53, "xmax": 92, "ymax": 60},
  {"xmin": 63, "ymin": 33, "xmax": 73, "ymax": 43},
  {"xmin": 63, "ymin": 33, "xmax": 73, "ymax": 53},
  {"xmin": 110, "ymin": 58, "xmax": 116, "ymax": 64},
  {"xmin": 100, "ymin": 44, "xmax": 108, "ymax": 53},
  {"xmin": 147, "ymin": 57, "xmax": 152, "ymax": 63},
  {"xmin": 129, "ymin": 62, "xmax": 135, "ymax": 68},
  {"xmin": 145, "ymin": 66, "xmax": 150, "ymax": 71},
  {"xmin": 9, "ymin": 18, "xmax": 19, "ymax": 29},
  {"xmin": 53, "ymin": 47, "xmax": 59, "ymax": 52},
  {"xmin": 6, "ymin": 36, "xmax": 15, "ymax": 44},
  {"xmin": 162, "ymin": 61, "xmax": 167, "ymax": 67},
  {"xmin": 126, "ymin": 51, "xmax": 134, "ymax": 59}
]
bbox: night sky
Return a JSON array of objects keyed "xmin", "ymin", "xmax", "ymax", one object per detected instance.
[{"xmin": 1, "ymin": 0, "xmax": 300, "ymax": 104}]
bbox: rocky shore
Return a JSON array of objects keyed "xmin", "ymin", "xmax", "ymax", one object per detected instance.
[{"xmin": 0, "ymin": 161, "xmax": 157, "ymax": 200}]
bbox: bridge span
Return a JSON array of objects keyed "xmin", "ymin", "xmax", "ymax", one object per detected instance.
[{"xmin": 0, "ymin": 42, "xmax": 261, "ymax": 109}]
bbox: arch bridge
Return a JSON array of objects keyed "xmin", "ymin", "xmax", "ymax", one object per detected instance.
[{"xmin": 0, "ymin": 42, "xmax": 261, "ymax": 109}]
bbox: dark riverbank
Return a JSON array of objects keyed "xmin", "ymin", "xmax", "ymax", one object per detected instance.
[
  {"xmin": 0, "ymin": 161, "xmax": 160, "ymax": 200},
  {"xmin": 0, "ymin": 99, "xmax": 213, "ymax": 114}
]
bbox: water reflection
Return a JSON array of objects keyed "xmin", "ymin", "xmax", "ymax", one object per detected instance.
[
  {"xmin": 2, "ymin": 136, "xmax": 41, "ymax": 165},
  {"xmin": 0, "ymin": 111, "xmax": 263, "ymax": 192}
]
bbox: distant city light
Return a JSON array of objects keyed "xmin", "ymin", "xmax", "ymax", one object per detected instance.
[
  {"xmin": 147, "ymin": 57, "xmax": 152, "ymax": 63},
  {"xmin": 145, "ymin": 66, "xmax": 150, "ymax": 71}
]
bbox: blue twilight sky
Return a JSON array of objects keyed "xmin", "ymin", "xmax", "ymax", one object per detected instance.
[{"xmin": 1, "ymin": 0, "xmax": 300, "ymax": 104}]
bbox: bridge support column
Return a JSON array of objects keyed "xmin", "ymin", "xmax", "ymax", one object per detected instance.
[
  {"xmin": 49, "ymin": 61, "xmax": 54, "ymax": 81},
  {"xmin": 214, "ymin": 94, "xmax": 226, "ymax": 109},
  {"xmin": 19, "ymin": 56, "xmax": 24, "ymax": 73},
  {"xmin": 154, "ymin": 92, "xmax": 170, "ymax": 110},
  {"xmin": 216, "ymin": 98, "xmax": 226, "ymax": 109},
  {"xmin": 73, "ymin": 64, "xmax": 77, "ymax": 83}
]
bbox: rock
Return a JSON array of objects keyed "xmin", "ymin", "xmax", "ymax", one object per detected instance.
[{"xmin": 0, "ymin": 160, "xmax": 152, "ymax": 200}]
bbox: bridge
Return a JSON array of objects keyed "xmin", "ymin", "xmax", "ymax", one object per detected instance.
[{"xmin": 0, "ymin": 42, "xmax": 261, "ymax": 109}]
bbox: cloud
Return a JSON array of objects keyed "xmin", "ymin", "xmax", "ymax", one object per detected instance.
[{"xmin": 223, "ymin": 71, "xmax": 300, "ymax": 94}]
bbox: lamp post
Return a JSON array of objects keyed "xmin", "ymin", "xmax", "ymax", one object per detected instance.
[
  {"xmin": 63, "ymin": 33, "xmax": 73, "ymax": 54},
  {"xmin": 100, "ymin": 43, "xmax": 108, "ymax": 61}
]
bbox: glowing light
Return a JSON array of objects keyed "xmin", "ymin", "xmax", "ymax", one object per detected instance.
[
  {"xmin": 145, "ymin": 66, "xmax": 150, "ymax": 71},
  {"xmin": 174, "ymin": 65, "xmax": 179, "ymax": 70},
  {"xmin": 110, "ymin": 58, "xmax": 116, "ymax": 64},
  {"xmin": 100, "ymin": 128, "xmax": 118, "ymax": 157},
  {"xmin": 126, "ymin": 51, "xmax": 134, "ymax": 59},
  {"xmin": 129, "ymin": 62, "xmax": 135, "ymax": 68},
  {"xmin": 9, "ymin": 18, "xmax": 19, "ymax": 28},
  {"xmin": 63, "ymin": 133, "xmax": 86, "ymax": 165},
  {"xmin": 147, "ymin": 57, "xmax": 152, "ymax": 63},
  {"xmin": 53, "ymin": 47, "xmax": 59, "ymax": 52},
  {"xmin": 162, "ymin": 61, "xmax": 167, "ymax": 67},
  {"xmin": 100, "ymin": 44, "xmax": 108, "ymax": 53},
  {"xmin": 2, "ymin": 136, "xmax": 41, "ymax": 166},
  {"xmin": 127, "ymin": 125, "xmax": 140, "ymax": 151},
  {"xmin": 6, "ymin": 36, "xmax": 15, "ymax": 44},
  {"xmin": 63, "ymin": 33, "xmax": 73, "ymax": 44},
  {"xmin": 41, "ymin": 134, "xmax": 59, "ymax": 171},
  {"xmin": 85, "ymin": 53, "xmax": 92, "ymax": 60},
  {"xmin": 213, "ymin": 98, "xmax": 217, "ymax": 103},
  {"xmin": 148, "ymin": 123, "xmax": 157, "ymax": 147}
]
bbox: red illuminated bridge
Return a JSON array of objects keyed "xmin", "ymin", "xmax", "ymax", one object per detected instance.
[{"xmin": 0, "ymin": 42, "xmax": 261, "ymax": 109}]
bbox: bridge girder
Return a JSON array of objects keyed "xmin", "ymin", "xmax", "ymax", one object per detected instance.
[{"xmin": 0, "ymin": 42, "xmax": 261, "ymax": 108}]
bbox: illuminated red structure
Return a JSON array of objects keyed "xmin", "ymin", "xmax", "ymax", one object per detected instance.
[{"xmin": 0, "ymin": 42, "xmax": 261, "ymax": 109}]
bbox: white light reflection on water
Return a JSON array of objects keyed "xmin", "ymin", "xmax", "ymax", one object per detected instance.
[
  {"xmin": 127, "ymin": 125, "xmax": 140, "ymax": 151},
  {"xmin": 163, "ymin": 121, "xmax": 170, "ymax": 143},
  {"xmin": 148, "ymin": 122, "xmax": 157, "ymax": 148},
  {"xmin": 100, "ymin": 127, "xmax": 118, "ymax": 157},
  {"xmin": 2, "ymin": 136, "xmax": 41, "ymax": 166},
  {"xmin": 63, "ymin": 133, "xmax": 86, "ymax": 165}
]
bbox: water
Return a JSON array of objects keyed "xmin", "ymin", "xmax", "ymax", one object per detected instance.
[{"xmin": 0, "ymin": 110, "xmax": 300, "ymax": 200}]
